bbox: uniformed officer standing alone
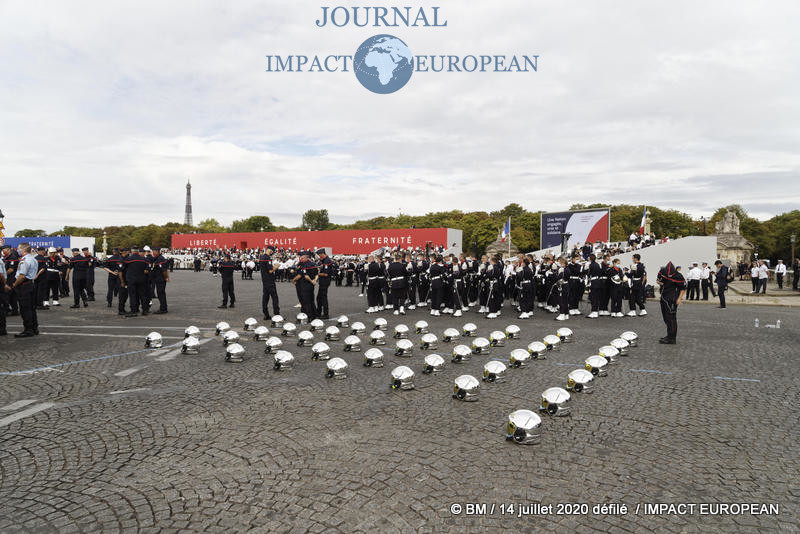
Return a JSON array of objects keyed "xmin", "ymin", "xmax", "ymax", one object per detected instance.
[
  {"xmin": 218, "ymin": 253, "xmax": 236, "ymax": 308},
  {"xmin": 656, "ymin": 261, "xmax": 686, "ymax": 344},
  {"xmin": 258, "ymin": 247, "xmax": 279, "ymax": 320}
]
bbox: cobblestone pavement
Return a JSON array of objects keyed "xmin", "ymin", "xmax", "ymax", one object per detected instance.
[{"xmin": 1, "ymin": 271, "xmax": 798, "ymax": 533}]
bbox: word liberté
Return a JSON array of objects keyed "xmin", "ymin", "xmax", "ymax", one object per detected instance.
[{"xmin": 315, "ymin": 6, "xmax": 447, "ymax": 27}]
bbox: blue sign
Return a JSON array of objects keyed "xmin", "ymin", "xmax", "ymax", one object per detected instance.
[{"xmin": 3, "ymin": 236, "xmax": 72, "ymax": 250}]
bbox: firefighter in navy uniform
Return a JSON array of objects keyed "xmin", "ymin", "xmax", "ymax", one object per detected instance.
[
  {"xmin": 386, "ymin": 253, "xmax": 408, "ymax": 315},
  {"xmin": 83, "ymin": 248, "xmax": 97, "ymax": 301},
  {"xmin": 627, "ymin": 254, "xmax": 647, "ymax": 316},
  {"xmin": 656, "ymin": 262, "xmax": 686, "ymax": 344},
  {"xmin": 150, "ymin": 248, "xmax": 170, "ymax": 314},
  {"xmin": 404, "ymin": 253, "xmax": 418, "ymax": 310},
  {"xmin": 117, "ymin": 248, "xmax": 130, "ymax": 315},
  {"xmin": 66, "ymin": 248, "xmax": 90, "ymax": 308},
  {"xmin": 416, "ymin": 254, "xmax": 430, "ymax": 307},
  {"xmin": 0, "ymin": 254, "xmax": 6, "ymax": 336},
  {"xmin": 218, "ymin": 253, "xmax": 236, "ymax": 308},
  {"xmin": 57, "ymin": 248, "xmax": 69, "ymax": 297},
  {"xmin": 103, "ymin": 248, "xmax": 124, "ymax": 308},
  {"xmin": 315, "ymin": 249, "xmax": 334, "ymax": 319},
  {"xmin": 427, "ymin": 255, "xmax": 444, "ymax": 316},
  {"xmin": 122, "ymin": 247, "xmax": 150, "ymax": 317},
  {"xmin": 45, "ymin": 247, "xmax": 62, "ymax": 306},
  {"xmin": 294, "ymin": 251, "xmax": 319, "ymax": 320},
  {"xmin": 2, "ymin": 245, "xmax": 20, "ymax": 316},
  {"xmin": 34, "ymin": 247, "xmax": 49, "ymax": 310},
  {"xmin": 586, "ymin": 254, "xmax": 603, "ymax": 318},
  {"xmin": 258, "ymin": 247, "xmax": 280, "ymax": 320}
]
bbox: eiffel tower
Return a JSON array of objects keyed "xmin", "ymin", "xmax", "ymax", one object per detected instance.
[{"xmin": 184, "ymin": 178, "xmax": 193, "ymax": 226}]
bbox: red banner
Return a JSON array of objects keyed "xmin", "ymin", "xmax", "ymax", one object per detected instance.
[{"xmin": 171, "ymin": 228, "xmax": 451, "ymax": 254}]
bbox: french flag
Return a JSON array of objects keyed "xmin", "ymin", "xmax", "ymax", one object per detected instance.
[
  {"xmin": 638, "ymin": 206, "xmax": 647, "ymax": 235},
  {"xmin": 501, "ymin": 217, "xmax": 511, "ymax": 242}
]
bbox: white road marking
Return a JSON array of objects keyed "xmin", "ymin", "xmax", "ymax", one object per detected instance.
[
  {"xmin": 109, "ymin": 388, "xmax": 150, "ymax": 395},
  {"xmin": 0, "ymin": 402, "xmax": 55, "ymax": 428},
  {"xmin": 114, "ymin": 367, "xmax": 143, "ymax": 377},
  {"xmin": 39, "ymin": 332, "xmax": 182, "ymax": 339},
  {"xmin": 4, "ymin": 324, "xmax": 213, "ymax": 330},
  {"xmin": 155, "ymin": 337, "xmax": 213, "ymax": 361},
  {"xmin": 0, "ymin": 399, "xmax": 39, "ymax": 411}
]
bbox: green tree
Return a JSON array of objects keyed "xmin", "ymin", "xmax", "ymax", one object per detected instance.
[
  {"xmin": 230, "ymin": 215, "xmax": 275, "ymax": 233},
  {"xmin": 14, "ymin": 229, "xmax": 47, "ymax": 237},
  {"xmin": 196, "ymin": 218, "xmax": 225, "ymax": 233},
  {"xmin": 301, "ymin": 209, "xmax": 331, "ymax": 231}
]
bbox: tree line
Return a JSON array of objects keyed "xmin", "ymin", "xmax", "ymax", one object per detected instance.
[{"xmin": 13, "ymin": 204, "xmax": 798, "ymax": 262}]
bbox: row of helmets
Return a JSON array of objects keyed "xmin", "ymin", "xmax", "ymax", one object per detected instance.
[{"xmin": 506, "ymin": 330, "xmax": 639, "ymax": 445}]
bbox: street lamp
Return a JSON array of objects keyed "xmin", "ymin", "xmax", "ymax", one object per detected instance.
[{"xmin": 791, "ymin": 234, "xmax": 796, "ymax": 267}]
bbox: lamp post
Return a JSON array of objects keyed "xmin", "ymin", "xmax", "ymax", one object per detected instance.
[
  {"xmin": 791, "ymin": 235, "xmax": 796, "ymax": 283},
  {"xmin": 701, "ymin": 216, "xmax": 706, "ymax": 235},
  {"xmin": 102, "ymin": 231, "xmax": 108, "ymax": 255}
]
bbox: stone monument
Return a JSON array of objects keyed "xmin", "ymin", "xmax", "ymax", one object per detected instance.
[
  {"xmin": 485, "ymin": 230, "xmax": 519, "ymax": 258},
  {"xmin": 714, "ymin": 210, "xmax": 754, "ymax": 264}
]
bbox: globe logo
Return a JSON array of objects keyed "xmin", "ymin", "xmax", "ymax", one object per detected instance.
[{"xmin": 353, "ymin": 34, "xmax": 414, "ymax": 94}]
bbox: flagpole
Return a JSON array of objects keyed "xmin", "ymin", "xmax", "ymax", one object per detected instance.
[{"xmin": 507, "ymin": 217, "xmax": 511, "ymax": 257}]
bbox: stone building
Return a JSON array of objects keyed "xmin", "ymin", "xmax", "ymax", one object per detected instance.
[{"xmin": 714, "ymin": 210, "xmax": 754, "ymax": 264}]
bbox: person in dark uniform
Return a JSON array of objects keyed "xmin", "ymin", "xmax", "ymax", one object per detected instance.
[
  {"xmin": 258, "ymin": 246, "xmax": 280, "ymax": 320},
  {"xmin": 83, "ymin": 248, "xmax": 97, "ymax": 301},
  {"xmin": 122, "ymin": 247, "xmax": 151, "ymax": 317},
  {"xmin": 714, "ymin": 260, "xmax": 729, "ymax": 308},
  {"xmin": 364, "ymin": 255, "xmax": 383, "ymax": 312},
  {"xmin": 2, "ymin": 245, "xmax": 20, "ymax": 316},
  {"xmin": 193, "ymin": 256, "xmax": 202, "ymax": 272},
  {"xmin": 404, "ymin": 253, "xmax": 418, "ymax": 310},
  {"xmin": 315, "ymin": 249, "xmax": 334, "ymax": 319},
  {"xmin": 66, "ymin": 248, "xmax": 90, "ymax": 308},
  {"xmin": 294, "ymin": 251, "xmax": 318, "ymax": 320},
  {"xmin": 345, "ymin": 259, "xmax": 355, "ymax": 286},
  {"xmin": 656, "ymin": 261, "xmax": 686, "ymax": 344},
  {"xmin": 567, "ymin": 255, "xmax": 582, "ymax": 315},
  {"xmin": 387, "ymin": 253, "xmax": 408, "ymax": 315},
  {"xmin": 45, "ymin": 247, "xmax": 62, "ymax": 306},
  {"xmin": 427, "ymin": 255, "xmax": 444, "ymax": 316},
  {"xmin": 608, "ymin": 258, "xmax": 624, "ymax": 317},
  {"xmin": 103, "ymin": 248, "xmax": 123, "ymax": 307},
  {"xmin": 416, "ymin": 254, "xmax": 430, "ymax": 307},
  {"xmin": 0, "ymin": 253, "xmax": 7, "ymax": 336},
  {"xmin": 517, "ymin": 256, "xmax": 534, "ymax": 319},
  {"xmin": 11, "ymin": 243, "xmax": 39, "ymax": 337},
  {"xmin": 57, "ymin": 248, "xmax": 69, "ymax": 297},
  {"xmin": 117, "ymin": 248, "xmax": 130, "ymax": 315},
  {"xmin": 586, "ymin": 254, "xmax": 602, "ymax": 318},
  {"xmin": 218, "ymin": 253, "xmax": 236, "ymax": 308},
  {"xmin": 150, "ymin": 248, "xmax": 170, "ymax": 314},
  {"xmin": 34, "ymin": 247, "xmax": 49, "ymax": 310},
  {"xmin": 627, "ymin": 254, "xmax": 647, "ymax": 316}
]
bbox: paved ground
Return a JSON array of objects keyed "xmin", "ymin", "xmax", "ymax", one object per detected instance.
[{"xmin": 1, "ymin": 271, "xmax": 798, "ymax": 533}]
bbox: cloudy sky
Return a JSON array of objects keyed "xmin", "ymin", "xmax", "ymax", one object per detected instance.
[{"xmin": 1, "ymin": 0, "xmax": 798, "ymax": 235}]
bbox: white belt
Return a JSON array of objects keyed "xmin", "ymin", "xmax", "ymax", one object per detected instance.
[
  {"xmin": 390, "ymin": 276, "xmax": 405, "ymax": 281},
  {"xmin": 429, "ymin": 276, "xmax": 441, "ymax": 280}
]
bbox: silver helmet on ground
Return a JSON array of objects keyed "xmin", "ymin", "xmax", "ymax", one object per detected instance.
[
  {"xmin": 326, "ymin": 357, "xmax": 348, "ymax": 379},
  {"xmin": 343, "ymin": 335, "xmax": 361, "ymax": 352},
  {"xmin": 184, "ymin": 325, "xmax": 200, "ymax": 338},
  {"xmin": 351, "ymin": 321, "xmax": 366, "ymax": 335},
  {"xmin": 527, "ymin": 341, "xmax": 547, "ymax": 360},
  {"xmin": 311, "ymin": 341, "xmax": 331, "ymax": 360},
  {"xmin": 225, "ymin": 343, "xmax": 245, "ymax": 363},
  {"xmin": 253, "ymin": 325, "xmax": 270, "ymax": 341},
  {"xmin": 281, "ymin": 323, "xmax": 297, "ymax": 337},
  {"xmin": 452, "ymin": 344, "xmax": 472, "ymax": 363},
  {"xmin": 509, "ymin": 348, "xmax": 532, "ymax": 368},
  {"xmin": 505, "ymin": 324, "xmax": 521, "ymax": 339},
  {"xmin": 324, "ymin": 326, "xmax": 340, "ymax": 341},
  {"xmin": 585, "ymin": 355, "xmax": 609, "ymax": 377},
  {"xmin": 420, "ymin": 333, "xmax": 438, "ymax": 350},
  {"xmin": 483, "ymin": 360, "xmax": 507, "ymax": 382},
  {"xmin": 363, "ymin": 348, "xmax": 384, "ymax": 367},
  {"xmin": 390, "ymin": 365, "xmax": 415, "ymax": 390},
  {"xmin": 472, "ymin": 337, "xmax": 491, "ymax": 355},
  {"xmin": 610, "ymin": 338, "xmax": 630, "ymax": 355},
  {"xmin": 453, "ymin": 375, "xmax": 480, "ymax": 401},
  {"xmin": 543, "ymin": 334, "xmax": 561, "ymax": 351},
  {"xmin": 414, "ymin": 320, "xmax": 429, "ymax": 334},
  {"xmin": 297, "ymin": 330, "xmax": 314, "ymax": 347},
  {"xmin": 264, "ymin": 336, "xmax": 283, "ymax": 354},
  {"xmin": 442, "ymin": 328, "xmax": 460, "ymax": 343},
  {"xmin": 393, "ymin": 324, "xmax": 409, "ymax": 339},
  {"xmin": 462, "ymin": 323, "xmax": 478, "ymax": 337},
  {"xmin": 309, "ymin": 319, "xmax": 325, "ymax": 332},
  {"xmin": 295, "ymin": 312, "xmax": 308, "ymax": 325},
  {"xmin": 620, "ymin": 331, "xmax": 638, "ymax": 347},
  {"xmin": 222, "ymin": 330, "xmax": 240, "ymax": 346},
  {"xmin": 244, "ymin": 317, "xmax": 258, "ymax": 331},
  {"xmin": 567, "ymin": 369, "xmax": 594, "ymax": 393},
  {"xmin": 215, "ymin": 322, "xmax": 230, "ymax": 336},
  {"xmin": 337, "ymin": 315, "xmax": 350, "ymax": 328},
  {"xmin": 373, "ymin": 318, "xmax": 388, "ymax": 331},
  {"xmin": 369, "ymin": 330, "xmax": 386, "ymax": 345},
  {"xmin": 540, "ymin": 387, "xmax": 571, "ymax": 416},
  {"xmin": 506, "ymin": 409, "xmax": 542, "ymax": 444},
  {"xmin": 145, "ymin": 332, "xmax": 163, "ymax": 348},
  {"xmin": 181, "ymin": 336, "xmax": 200, "ymax": 354},
  {"xmin": 395, "ymin": 339, "xmax": 414, "ymax": 357},
  {"xmin": 273, "ymin": 350, "xmax": 295, "ymax": 371},
  {"xmin": 422, "ymin": 353, "xmax": 445, "ymax": 374},
  {"xmin": 489, "ymin": 331, "xmax": 507, "ymax": 347},
  {"xmin": 556, "ymin": 327, "xmax": 574, "ymax": 343},
  {"xmin": 270, "ymin": 315, "xmax": 284, "ymax": 328},
  {"xmin": 598, "ymin": 345, "xmax": 620, "ymax": 364}
]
